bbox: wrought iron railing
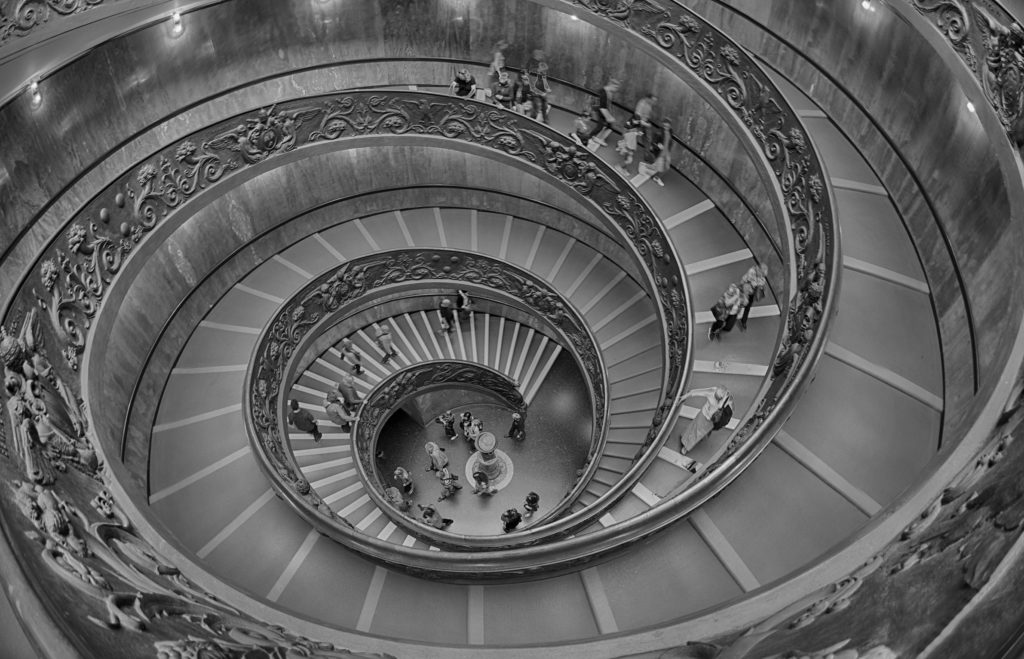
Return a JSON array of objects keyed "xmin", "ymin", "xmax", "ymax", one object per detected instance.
[{"xmin": 249, "ymin": 251, "xmax": 616, "ymax": 549}]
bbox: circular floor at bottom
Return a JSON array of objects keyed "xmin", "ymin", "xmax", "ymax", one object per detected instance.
[{"xmin": 375, "ymin": 354, "xmax": 592, "ymax": 536}]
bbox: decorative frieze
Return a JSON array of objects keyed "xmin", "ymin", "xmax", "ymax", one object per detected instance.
[{"xmin": 0, "ymin": 0, "xmax": 106, "ymax": 45}]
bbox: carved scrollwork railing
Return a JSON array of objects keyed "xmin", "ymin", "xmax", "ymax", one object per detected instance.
[
  {"xmin": 909, "ymin": 0, "xmax": 1024, "ymax": 136},
  {"xmin": 0, "ymin": 0, "xmax": 109, "ymax": 46},
  {"xmin": 16, "ymin": 90, "xmax": 688, "ymax": 467},
  {"xmin": 250, "ymin": 249, "xmax": 616, "ymax": 550},
  {"xmin": 567, "ymin": 0, "xmax": 839, "ymax": 482}
]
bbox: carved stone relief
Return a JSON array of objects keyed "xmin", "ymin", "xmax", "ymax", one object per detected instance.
[
  {"xmin": 911, "ymin": 0, "xmax": 1024, "ymax": 134},
  {"xmin": 0, "ymin": 0, "xmax": 106, "ymax": 45}
]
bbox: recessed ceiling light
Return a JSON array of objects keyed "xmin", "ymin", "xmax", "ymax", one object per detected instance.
[{"xmin": 967, "ymin": 101, "xmax": 976, "ymax": 113}]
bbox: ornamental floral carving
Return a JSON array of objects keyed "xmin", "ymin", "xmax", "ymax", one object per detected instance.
[
  {"xmin": 28, "ymin": 91, "xmax": 684, "ymax": 405},
  {"xmin": 7, "ymin": 480, "xmax": 394, "ymax": 658},
  {"xmin": 0, "ymin": 0, "xmax": 105, "ymax": 44},
  {"xmin": 248, "ymin": 250, "xmax": 612, "ymax": 531},
  {"xmin": 911, "ymin": 0, "xmax": 1024, "ymax": 133},
  {"xmin": 2, "ymin": 308, "xmax": 100, "ymax": 484},
  {"xmin": 572, "ymin": 0, "xmax": 837, "ymax": 470}
]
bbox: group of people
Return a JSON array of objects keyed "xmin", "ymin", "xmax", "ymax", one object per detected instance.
[
  {"xmin": 450, "ymin": 40, "xmax": 679, "ymax": 187},
  {"xmin": 708, "ymin": 263, "xmax": 769, "ymax": 341},
  {"xmin": 452, "ymin": 44, "xmax": 553, "ymax": 124},
  {"xmin": 570, "ymin": 79, "xmax": 674, "ymax": 186},
  {"xmin": 286, "ymin": 371, "xmax": 363, "ymax": 443},
  {"xmin": 438, "ymin": 290, "xmax": 473, "ymax": 335},
  {"xmin": 382, "ymin": 407, "xmax": 533, "ymax": 532}
]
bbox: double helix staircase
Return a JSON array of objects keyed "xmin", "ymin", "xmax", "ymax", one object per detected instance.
[{"xmin": 140, "ymin": 65, "xmax": 943, "ymax": 644}]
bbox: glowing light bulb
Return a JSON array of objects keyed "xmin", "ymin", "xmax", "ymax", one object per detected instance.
[
  {"xmin": 170, "ymin": 11, "xmax": 183, "ymax": 36},
  {"xmin": 27, "ymin": 80, "xmax": 41, "ymax": 109},
  {"xmin": 967, "ymin": 101, "xmax": 976, "ymax": 113},
  {"xmin": 861, "ymin": 0, "xmax": 876, "ymax": 11},
  {"xmin": 571, "ymin": 14, "xmax": 578, "ymax": 20}
]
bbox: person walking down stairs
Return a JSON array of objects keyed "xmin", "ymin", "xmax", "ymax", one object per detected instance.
[
  {"xmin": 375, "ymin": 325, "xmax": 399, "ymax": 364},
  {"xmin": 438, "ymin": 298, "xmax": 456, "ymax": 334},
  {"xmin": 287, "ymin": 399, "xmax": 322, "ymax": 443},
  {"xmin": 677, "ymin": 386, "xmax": 732, "ymax": 454}
]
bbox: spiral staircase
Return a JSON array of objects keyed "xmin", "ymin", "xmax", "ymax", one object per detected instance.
[{"xmin": 1, "ymin": 1, "xmax": 1023, "ymax": 658}]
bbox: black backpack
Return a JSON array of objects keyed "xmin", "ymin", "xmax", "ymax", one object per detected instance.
[{"xmin": 712, "ymin": 403, "xmax": 733, "ymax": 430}]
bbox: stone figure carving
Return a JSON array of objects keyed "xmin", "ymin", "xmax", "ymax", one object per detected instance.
[{"xmin": 2, "ymin": 308, "xmax": 98, "ymax": 484}]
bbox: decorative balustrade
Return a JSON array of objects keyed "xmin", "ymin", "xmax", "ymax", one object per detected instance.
[
  {"xmin": 570, "ymin": 0, "xmax": 840, "ymax": 479},
  {"xmin": 249, "ymin": 249, "xmax": 614, "ymax": 549},
  {"xmin": 2, "ymin": 25, "xmax": 838, "ymax": 574}
]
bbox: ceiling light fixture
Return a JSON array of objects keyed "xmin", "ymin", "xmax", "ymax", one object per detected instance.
[
  {"xmin": 27, "ymin": 80, "xmax": 42, "ymax": 109},
  {"xmin": 861, "ymin": 0, "xmax": 876, "ymax": 11},
  {"xmin": 967, "ymin": 101, "xmax": 976, "ymax": 113},
  {"xmin": 170, "ymin": 11, "xmax": 183, "ymax": 36}
]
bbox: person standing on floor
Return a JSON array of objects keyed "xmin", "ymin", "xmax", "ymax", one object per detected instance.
[
  {"xmin": 334, "ymin": 371, "xmax": 362, "ymax": 409},
  {"xmin": 437, "ymin": 467, "xmax": 463, "ymax": 501},
  {"xmin": 438, "ymin": 298, "xmax": 456, "ymax": 334},
  {"xmin": 393, "ymin": 466, "xmax": 415, "ymax": 496},
  {"xmin": 529, "ymin": 62, "xmax": 552, "ymax": 124},
  {"xmin": 739, "ymin": 263, "xmax": 768, "ymax": 330},
  {"xmin": 385, "ymin": 486, "xmax": 412, "ymax": 513},
  {"xmin": 459, "ymin": 412, "xmax": 475, "ymax": 442},
  {"xmin": 512, "ymin": 70, "xmax": 533, "ymax": 114},
  {"xmin": 708, "ymin": 283, "xmax": 743, "ymax": 341},
  {"xmin": 375, "ymin": 325, "xmax": 399, "ymax": 364},
  {"xmin": 721, "ymin": 282, "xmax": 745, "ymax": 336},
  {"xmin": 450, "ymin": 68, "xmax": 477, "ymax": 98},
  {"xmin": 639, "ymin": 118, "xmax": 672, "ymax": 186},
  {"xmin": 616, "ymin": 116, "xmax": 643, "ymax": 167},
  {"xmin": 338, "ymin": 337, "xmax": 363, "ymax": 375},
  {"xmin": 677, "ymin": 386, "xmax": 732, "ymax": 454},
  {"xmin": 501, "ymin": 508, "xmax": 523, "ymax": 533},
  {"xmin": 424, "ymin": 441, "xmax": 449, "ymax": 473},
  {"xmin": 287, "ymin": 399, "xmax": 322, "ymax": 443},
  {"xmin": 436, "ymin": 410, "xmax": 457, "ymax": 441},
  {"xmin": 419, "ymin": 504, "xmax": 453, "ymax": 529},
  {"xmin": 466, "ymin": 418, "xmax": 484, "ymax": 451},
  {"xmin": 472, "ymin": 470, "xmax": 497, "ymax": 495},
  {"xmin": 506, "ymin": 411, "xmax": 525, "ymax": 441},
  {"xmin": 587, "ymin": 78, "xmax": 620, "ymax": 146},
  {"xmin": 523, "ymin": 492, "xmax": 540, "ymax": 518},
  {"xmin": 324, "ymin": 394, "xmax": 356, "ymax": 432},
  {"xmin": 491, "ymin": 70, "xmax": 514, "ymax": 109}
]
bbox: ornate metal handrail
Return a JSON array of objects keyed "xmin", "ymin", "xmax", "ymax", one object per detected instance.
[
  {"xmin": 256, "ymin": 262, "xmax": 613, "ymax": 549},
  {"xmin": 19, "ymin": 90, "xmax": 688, "ymax": 460},
  {"xmin": 14, "ymin": 81, "xmax": 825, "ymax": 575}
]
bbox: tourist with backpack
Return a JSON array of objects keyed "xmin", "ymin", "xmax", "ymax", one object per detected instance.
[{"xmin": 677, "ymin": 386, "xmax": 732, "ymax": 453}]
